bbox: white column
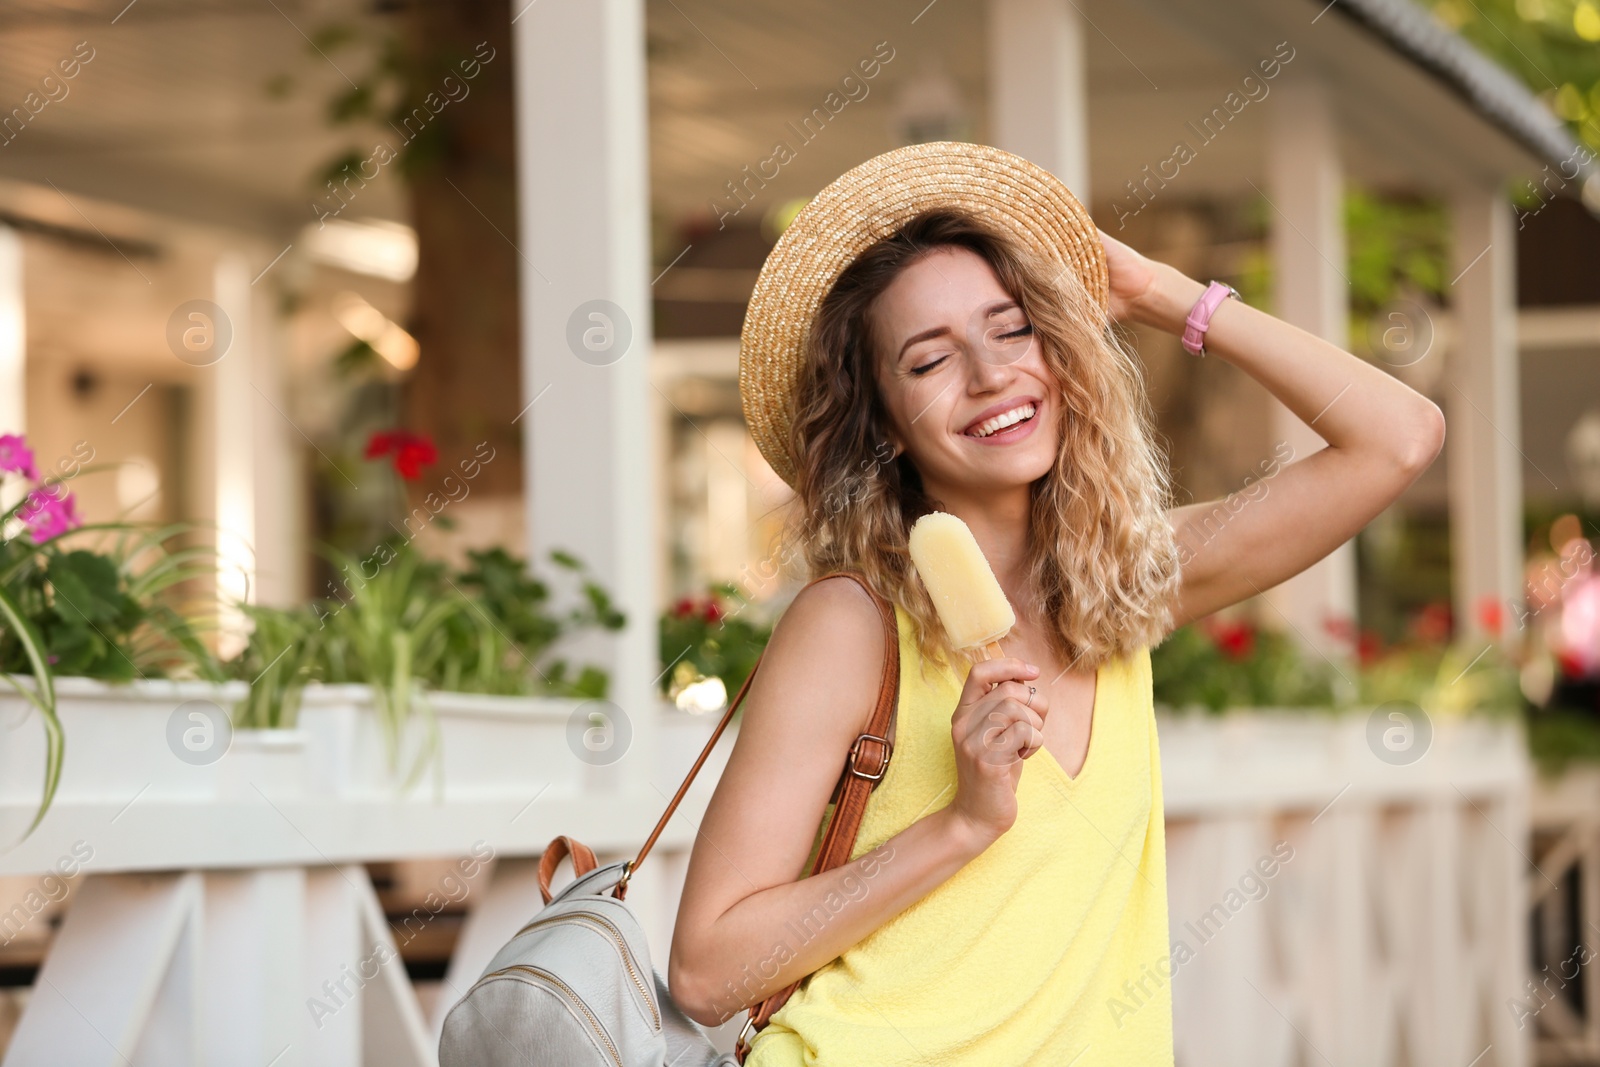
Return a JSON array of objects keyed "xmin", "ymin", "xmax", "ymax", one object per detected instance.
[
  {"xmin": 514, "ymin": 0, "xmax": 658, "ymax": 782},
  {"xmin": 1446, "ymin": 187, "xmax": 1524, "ymax": 645},
  {"xmin": 213, "ymin": 254, "xmax": 256, "ymax": 659},
  {"xmin": 987, "ymin": 0, "xmax": 1091, "ymax": 198},
  {"xmin": 249, "ymin": 263, "xmax": 302, "ymax": 607},
  {"xmin": 0, "ymin": 228, "xmax": 24, "ymax": 511},
  {"xmin": 1263, "ymin": 80, "xmax": 1358, "ymax": 685}
]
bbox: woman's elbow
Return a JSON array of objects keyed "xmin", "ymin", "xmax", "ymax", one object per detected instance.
[
  {"xmin": 1397, "ymin": 398, "xmax": 1446, "ymax": 475},
  {"xmin": 668, "ymin": 950, "xmax": 728, "ymax": 1028}
]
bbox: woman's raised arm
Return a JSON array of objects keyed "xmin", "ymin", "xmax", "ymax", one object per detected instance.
[{"xmin": 1099, "ymin": 232, "xmax": 1446, "ymax": 630}]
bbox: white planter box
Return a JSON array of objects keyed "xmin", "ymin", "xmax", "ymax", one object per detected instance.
[
  {"xmin": 1155, "ymin": 704, "xmax": 1526, "ymax": 815},
  {"xmin": 0, "ymin": 677, "xmax": 253, "ymax": 808},
  {"xmin": 293, "ymin": 684, "xmax": 584, "ymax": 803}
]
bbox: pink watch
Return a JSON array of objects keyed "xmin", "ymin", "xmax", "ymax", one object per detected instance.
[{"xmin": 1181, "ymin": 280, "xmax": 1241, "ymax": 357}]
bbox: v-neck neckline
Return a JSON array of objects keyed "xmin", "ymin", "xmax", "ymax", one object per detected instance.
[{"xmin": 1037, "ymin": 658, "xmax": 1105, "ymax": 786}]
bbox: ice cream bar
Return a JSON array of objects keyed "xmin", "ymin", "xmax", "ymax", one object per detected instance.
[{"xmin": 908, "ymin": 512, "xmax": 1015, "ymax": 659}]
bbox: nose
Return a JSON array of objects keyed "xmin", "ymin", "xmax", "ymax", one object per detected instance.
[{"xmin": 963, "ymin": 330, "xmax": 1018, "ymax": 393}]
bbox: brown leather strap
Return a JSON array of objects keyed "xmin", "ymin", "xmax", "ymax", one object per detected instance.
[{"xmin": 537, "ymin": 835, "xmax": 598, "ymax": 905}]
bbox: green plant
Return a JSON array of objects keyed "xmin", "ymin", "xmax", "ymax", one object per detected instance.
[
  {"xmin": 1527, "ymin": 709, "xmax": 1600, "ymax": 777},
  {"xmin": 1354, "ymin": 637, "xmax": 1523, "ymax": 716},
  {"xmin": 227, "ymin": 540, "xmax": 624, "ymax": 787},
  {"xmin": 658, "ymin": 584, "xmax": 773, "ymax": 711},
  {"xmin": 0, "ymin": 434, "xmax": 221, "ymax": 836},
  {"xmin": 1151, "ymin": 615, "xmax": 1337, "ymax": 712}
]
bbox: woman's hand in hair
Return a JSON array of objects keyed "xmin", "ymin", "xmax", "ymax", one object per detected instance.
[
  {"xmin": 947, "ymin": 657, "xmax": 1048, "ymax": 842},
  {"xmin": 1097, "ymin": 230, "xmax": 1169, "ymax": 325}
]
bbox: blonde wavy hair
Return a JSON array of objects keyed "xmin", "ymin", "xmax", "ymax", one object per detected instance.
[{"xmin": 780, "ymin": 209, "xmax": 1182, "ymax": 677}]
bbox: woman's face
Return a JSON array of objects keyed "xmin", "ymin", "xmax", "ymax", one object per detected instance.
[{"xmin": 870, "ymin": 246, "xmax": 1062, "ymax": 498}]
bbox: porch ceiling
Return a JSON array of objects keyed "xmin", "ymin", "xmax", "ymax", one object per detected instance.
[{"xmin": 0, "ymin": 0, "xmax": 1580, "ymax": 242}]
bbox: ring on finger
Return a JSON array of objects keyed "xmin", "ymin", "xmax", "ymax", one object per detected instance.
[{"xmin": 1025, "ymin": 686, "xmax": 1036, "ymax": 709}]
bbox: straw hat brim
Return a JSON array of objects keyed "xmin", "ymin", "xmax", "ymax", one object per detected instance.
[{"xmin": 738, "ymin": 140, "xmax": 1108, "ymax": 488}]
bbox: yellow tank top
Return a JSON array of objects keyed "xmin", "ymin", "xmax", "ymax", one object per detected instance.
[{"xmin": 746, "ymin": 603, "xmax": 1175, "ymax": 1066}]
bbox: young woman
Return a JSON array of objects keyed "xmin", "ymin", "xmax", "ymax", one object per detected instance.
[{"xmin": 666, "ymin": 142, "xmax": 1444, "ymax": 1064}]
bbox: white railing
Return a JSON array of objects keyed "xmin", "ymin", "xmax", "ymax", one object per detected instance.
[
  {"xmin": 1526, "ymin": 765, "xmax": 1600, "ymax": 1064},
  {"xmin": 0, "ymin": 683, "xmax": 1531, "ymax": 1067},
  {"xmin": 1159, "ymin": 709, "xmax": 1530, "ymax": 1067}
]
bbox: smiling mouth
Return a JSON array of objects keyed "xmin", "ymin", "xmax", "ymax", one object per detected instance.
[{"xmin": 964, "ymin": 402, "xmax": 1037, "ymax": 438}]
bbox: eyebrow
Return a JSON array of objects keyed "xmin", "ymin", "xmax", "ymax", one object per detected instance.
[{"xmin": 895, "ymin": 300, "xmax": 1022, "ymax": 363}]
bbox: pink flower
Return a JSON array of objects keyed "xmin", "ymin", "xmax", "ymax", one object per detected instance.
[
  {"xmin": 0, "ymin": 434, "xmax": 39, "ymax": 480},
  {"xmin": 20, "ymin": 487, "xmax": 81, "ymax": 543},
  {"xmin": 1559, "ymin": 575, "xmax": 1600, "ymax": 678}
]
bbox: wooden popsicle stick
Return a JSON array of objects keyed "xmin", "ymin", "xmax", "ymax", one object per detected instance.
[{"xmin": 981, "ymin": 640, "xmax": 1004, "ymax": 660}]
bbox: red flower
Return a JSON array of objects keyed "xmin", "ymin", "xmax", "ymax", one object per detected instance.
[
  {"xmin": 365, "ymin": 429, "xmax": 437, "ymax": 481},
  {"xmin": 1409, "ymin": 601, "xmax": 1453, "ymax": 644},
  {"xmin": 1204, "ymin": 617, "xmax": 1255, "ymax": 661},
  {"xmin": 703, "ymin": 599, "xmax": 723, "ymax": 624},
  {"xmin": 1321, "ymin": 613, "xmax": 1357, "ymax": 645},
  {"xmin": 1475, "ymin": 595, "xmax": 1505, "ymax": 637},
  {"xmin": 364, "ymin": 431, "xmax": 398, "ymax": 459},
  {"xmin": 1558, "ymin": 649, "xmax": 1587, "ymax": 679},
  {"xmin": 672, "ymin": 596, "xmax": 697, "ymax": 619},
  {"xmin": 1356, "ymin": 629, "xmax": 1385, "ymax": 667}
]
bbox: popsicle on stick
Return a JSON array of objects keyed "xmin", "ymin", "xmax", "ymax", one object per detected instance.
[{"xmin": 908, "ymin": 511, "xmax": 1015, "ymax": 660}]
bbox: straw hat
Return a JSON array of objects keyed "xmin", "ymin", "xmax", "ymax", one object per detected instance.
[{"xmin": 738, "ymin": 140, "xmax": 1108, "ymax": 488}]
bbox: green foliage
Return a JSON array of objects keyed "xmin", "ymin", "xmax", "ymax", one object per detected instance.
[
  {"xmin": 1150, "ymin": 619, "xmax": 1337, "ymax": 712},
  {"xmin": 657, "ymin": 584, "xmax": 772, "ymax": 707},
  {"xmin": 1354, "ymin": 638, "xmax": 1524, "ymax": 716},
  {"xmin": 226, "ymin": 541, "xmax": 625, "ymax": 784},
  {"xmin": 274, "ymin": 17, "xmax": 490, "ymax": 189},
  {"xmin": 1344, "ymin": 189, "xmax": 1450, "ymax": 316},
  {"xmin": 1527, "ymin": 709, "xmax": 1600, "ymax": 777},
  {"xmin": 2, "ymin": 483, "xmax": 222, "ymax": 838},
  {"xmin": 1425, "ymin": 0, "xmax": 1600, "ymax": 154},
  {"xmin": 1, "ymin": 523, "xmax": 222, "ymax": 684}
]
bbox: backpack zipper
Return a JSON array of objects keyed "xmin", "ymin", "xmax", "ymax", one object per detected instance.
[
  {"xmin": 478, "ymin": 963, "xmax": 624, "ymax": 1067},
  {"xmin": 516, "ymin": 911, "xmax": 661, "ymax": 1030}
]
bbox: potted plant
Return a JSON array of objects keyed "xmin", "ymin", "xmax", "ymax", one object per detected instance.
[
  {"xmin": 0, "ymin": 433, "xmax": 230, "ymax": 838},
  {"xmin": 224, "ymin": 539, "xmax": 626, "ymax": 802}
]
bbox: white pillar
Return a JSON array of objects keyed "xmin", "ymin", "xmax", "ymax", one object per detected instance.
[
  {"xmin": 1446, "ymin": 187, "xmax": 1524, "ymax": 643},
  {"xmin": 249, "ymin": 265, "xmax": 302, "ymax": 607},
  {"xmin": 987, "ymin": 0, "xmax": 1091, "ymax": 198},
  {"xmin": 513, "ymin": 0, "xmax": 658, "ymax": 783},
  {"xmin": 213, "ymin": 254, "xmax": 256, "ymax": 658},
  {"xmin": 0, "ymin": 228, "xmax": 24, "ymax": 511},
  {"xmin": 1264, "ymin": 81, "xmax": 1358, "ymax": 684}
]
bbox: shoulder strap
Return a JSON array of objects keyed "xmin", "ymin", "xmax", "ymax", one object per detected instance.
[{"xmin": 535, "ymin": 571, "xmax": 901, "ymax": 914}]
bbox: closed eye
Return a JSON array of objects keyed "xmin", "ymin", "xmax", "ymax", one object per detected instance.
[
  {"xmin": 909, "ymin": 355, "xmax": 948, "ymax": 377},
  {"xmin": 996, "ymin": 324, "xmax": 1033, "ymax": 341}
]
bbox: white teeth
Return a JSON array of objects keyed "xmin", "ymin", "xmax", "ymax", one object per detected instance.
[{"xmin": 969, "ymin": 403, "xmax": 1036, "ymax": 438}]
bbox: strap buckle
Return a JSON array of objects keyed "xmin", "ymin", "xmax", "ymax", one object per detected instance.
[
  {"xmin": 611, "ymin": 859, "xmax": 633, "ymax": 899},
  {"xmin": 735, "ymin": 1015, "xmax": 757, "ymax": 1058},
  {"xmin": 846, "ymin": 732, "xmax": 893, "ymax": 782}
]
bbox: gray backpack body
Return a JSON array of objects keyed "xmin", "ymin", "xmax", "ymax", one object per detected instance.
[{"xmin": 439, "ymin": 856, "xmax": 737, "ymax": 1067}]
